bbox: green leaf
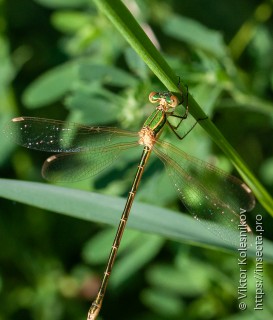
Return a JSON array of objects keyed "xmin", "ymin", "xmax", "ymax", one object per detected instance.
[
  {"xmin": 51, "ymin": 11, "xmax": 91, "ymax": 34},
  {"xmin": 0, "ymin": 37, "xmax": 15, "ymax": 86},
  {"xmin": 163, "ymin": 15, "xmax": 227, "ymax": 58},
  {"xmin": 1, "ymin": 179, "xmax": 273, "ymax": 262},
  {"xmin": 190, "ymin": 82, "xmax": 223, "ymax": 115},
  {"xmin": 34, "ymin": 0, "xmax": 88, "ymax": 9},
  {"xmin": 66, "ymin": 94, "xmax": 119, "ymax": 124},
  {"xmin": 78, "ymin": 63, "xmax": 138, "ymax": 87},
  {"xmin": 124, "ymin": 47, "xmax": 148, "ymax": 79},
  {"xmin": 146, "ymin": 264, "xmax": 209, "ymax": 296},
  {"xmin": 64, "ymin": 81, "xmax": 121, "ymax": 124},
  {"xmin": 110, "ymin": 232, "xmax": 164, "ymax": 288},
  {"xmin": 141, "ymin": 288, "xmax": 184, "ymax": 317},
  {"xmin": 260, "ymin": 157, "xmax": 273, "ymax": 185},
  {"xmin": 22, "ymin": 62, "xmax": 78, "ymax": 108}
]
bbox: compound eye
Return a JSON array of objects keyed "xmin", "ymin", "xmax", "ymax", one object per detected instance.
[
  {"xmin": 149, "ymin": 91, "xmax": 160, "ymax": 103},
  {"xmin": 169, "ymin": 95, "xmax": 179, "ymax": 108}
]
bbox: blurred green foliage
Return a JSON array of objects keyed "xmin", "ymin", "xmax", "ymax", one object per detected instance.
[{"xmin": 0, "ymin": 0, "xmax": 273, "ymax": 319}]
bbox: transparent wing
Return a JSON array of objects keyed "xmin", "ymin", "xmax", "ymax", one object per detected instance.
[
  {"xmin": 42, "ymin": 143, "xmax": 139, "ymax": 182},
  {"xmin": 4, "ymin": 117, "xmax": 138, "ymax": 152},
  {"xmin": 154, "ymin": 139, "xmax": 255, "ymax": 244}
]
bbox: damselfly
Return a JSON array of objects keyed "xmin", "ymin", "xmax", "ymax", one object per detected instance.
[{"xmin": 4, "ymin": 90, "xmax": 255, "ymax": 319}]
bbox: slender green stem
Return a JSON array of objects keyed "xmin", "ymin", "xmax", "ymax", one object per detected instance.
[
  {"xmin": 92, "ymin": 0, "xmax": 273, "ymax": 217},
  {"xmin": 229, "ymin": 2, "xmax": 272, "ymax": 60}
]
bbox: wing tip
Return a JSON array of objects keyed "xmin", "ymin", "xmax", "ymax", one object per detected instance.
[
  {"xmin": 12, "ymin": 117, "xmax": 25, "ymax": 122},
  {"xmin": 46, "ymin": 155, "xmax": 57, "ymax": 163}
]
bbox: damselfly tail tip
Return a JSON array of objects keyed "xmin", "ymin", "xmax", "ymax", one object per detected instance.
[{"xmin": 87, "ymin": 303, "xmax": 101, "ymax": 320}]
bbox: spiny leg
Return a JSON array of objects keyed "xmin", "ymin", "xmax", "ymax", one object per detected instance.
[
  {"xmin": 167, "ymin": 84, "xmax": 189, "ymax": 131},
  {"xmin": 167, "ymin": 85, "xmax": 208, "ymax": 140}
]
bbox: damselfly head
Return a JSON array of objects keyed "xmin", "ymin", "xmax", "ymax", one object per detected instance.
[{"xmin": 149, "ymin": 91, "xmax": 179, "ymax": 109}]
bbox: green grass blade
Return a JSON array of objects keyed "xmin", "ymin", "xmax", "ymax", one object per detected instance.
[
  {"xmin": 92, "ymin": 0, "xmax": 273, "ymax": 217},
  {"xmin": 1, "ymin": 178, "xmax": 273, "ymax": 261}
]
